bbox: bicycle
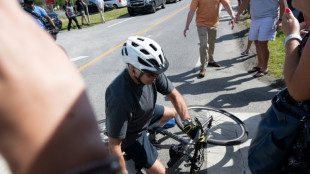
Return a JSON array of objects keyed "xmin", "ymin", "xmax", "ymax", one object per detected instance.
[{"xmin": 97, "ymin": 106, "xmax": 248, "ymax": 173}]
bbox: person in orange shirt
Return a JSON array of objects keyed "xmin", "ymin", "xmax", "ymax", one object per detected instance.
[{"xmin": 184, "ymin": 0, "xmax": 235, "ymax": 77}]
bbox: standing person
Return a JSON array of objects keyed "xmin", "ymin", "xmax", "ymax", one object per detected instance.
[
  {"xmin": 106, "ymin": 36, "xmax": 204, "ymax": 174},
  {"xmin": 75, "ymin": 0, "xmax": 89, "ymax": 25},
  {"xmin": 63, "ymin": 0, "xmax": 76, "ymax": 28},
  {"xmin": 0, "ymin": 0, "xmax": 120, "ymax": 173},
  {"xmin": 23, "ymin": 0, "xmax": 59, "ymax": 39},
  {"xmin": 235, "ymin": 0, "xmax": 285, "ymax": 77},
  {"xmin": 96, "ymin": 0, "xmax": 105, "ymax": 23},
  {"xmin": 66, "ymin": 2, "xmax": 81, "ymax": 31},
  {"xmin": 183, "ymin": 0, "xmax": 235, "ymax": 78}
]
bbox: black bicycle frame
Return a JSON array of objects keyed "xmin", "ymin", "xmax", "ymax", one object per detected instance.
[{"xmin": 150, "ymin": 116, "xmax": 213, "ymax": 173}]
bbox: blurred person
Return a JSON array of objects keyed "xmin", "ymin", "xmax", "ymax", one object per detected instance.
[
  {"xmin": 183, "ymin": 0, "xmax": 235, "ymax": 77},
  {"xmin": 96, "ymin": 0, "xmax": 105, "ymax": 23},
  {"xmin": 106, "ymin": 36, "xmax": 204, "ymax": 174},
  {"xmin": 235, "ymin": 0, "xmax": 285, "ymax": 77},
  {"xmin": 75, "ymin": 0, "xmax": 89, "ymax": 25},
  {"xmin": 0, "ymin": 1, "xmax": 119, "ymax": 174},
  {"xmin": 66, "ymin": 2, "xmax": 82, "ymax": 31},
  {"xmin": 63, "ymin": 0, "xmax": 76, "ymax": 29},
  {"xmin": 23, "ymin": 0, "xmax": 59, "ymax": 39}
]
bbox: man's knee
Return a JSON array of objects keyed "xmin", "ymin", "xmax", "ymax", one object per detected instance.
[{"xmin": 144, "ymin": 160, "xmax": 166, "ymax": 174}]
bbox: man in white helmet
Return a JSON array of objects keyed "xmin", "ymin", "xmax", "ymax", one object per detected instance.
[{"xmin": 106, "ymin": 36, "xmax": 204, "ymax": 174}]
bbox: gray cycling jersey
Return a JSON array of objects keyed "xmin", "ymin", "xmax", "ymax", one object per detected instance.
[
  {"xmin": 250, "ymin": 0, "xmax": 279, "ymax": 20},
  {"xmin": 105, "ymin": 69, "xmax": 174, "ymax": 148}
]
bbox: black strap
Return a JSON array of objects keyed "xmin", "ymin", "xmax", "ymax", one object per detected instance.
[{"xmin": 23, "ymin": 7, "xmax": 47, "ymax": 27}]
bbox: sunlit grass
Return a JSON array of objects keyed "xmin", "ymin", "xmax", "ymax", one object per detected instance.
[
  {"xmin": 268, "ymin": 31, "xmax": 286, "ymax": 78},
  {"xmin": 60, "ymin": 7, "xmax": 128, "ymax": 30}
]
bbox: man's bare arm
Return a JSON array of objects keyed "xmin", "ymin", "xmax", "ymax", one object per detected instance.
[
  {"xmin": 108, "ymin": 138, "xmax": 127, "ymax": 174},
  {"xmin": 166, "ymin": 89, "xmax": 190, "ymax": 121}
]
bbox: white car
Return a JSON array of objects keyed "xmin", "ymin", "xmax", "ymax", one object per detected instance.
[{"xmin": 104, "ymin": 0, "xmax": 127, "ymax": 10}]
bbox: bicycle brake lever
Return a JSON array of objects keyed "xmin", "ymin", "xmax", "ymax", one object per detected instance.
[
  {"xmin": 193, "ymin": 129, "xmax": 201, "ymax": 143},
  {"xmin": 194, "ymin": 117, "xmax": 204, "ymax": 135}
]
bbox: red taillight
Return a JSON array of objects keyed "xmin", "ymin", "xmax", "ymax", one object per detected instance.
[{"xmin": 119, "ymin": 0, "xmax": 121, "ymax": 2}]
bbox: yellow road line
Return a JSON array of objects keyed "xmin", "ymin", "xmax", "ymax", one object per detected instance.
[{"xmin": 79, "ymin": 4, "xmax": 190, "ymax": 72}]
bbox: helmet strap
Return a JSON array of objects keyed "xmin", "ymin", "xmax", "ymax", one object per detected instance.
[{"xmin": 135, "ymin": 72, "xmax": 145, "ymax": 85}]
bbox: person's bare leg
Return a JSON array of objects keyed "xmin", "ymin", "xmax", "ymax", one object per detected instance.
[
  {"xmin": 258, "ymin": 41, "xmax": 269, "ymax": 72},
  {"xmin": 158, "ymin": 106, "xmax": 177, "ymax": 127},
  {"xmin": 254, "ymin": 40, "xmax": 263, "ymax": 68},
  {"xmin": 83, "ymin": 14, "xmax": 88, "ymax": 24},
  {"xmin": 144, "ymin": 160, "xmax": 167, "ymax": 174},
  {"xmin": 245, "ymin": 40, "xmax": 253, "ymax": 52}
]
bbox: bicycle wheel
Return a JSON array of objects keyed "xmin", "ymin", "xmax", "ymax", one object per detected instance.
[
  {"xmin": 175, "ymin": 106, "xmax": 248, "ymax": 146},
  {"xmin": 97, "ymin": 119, "xmax": 109, "ymax": 144}
]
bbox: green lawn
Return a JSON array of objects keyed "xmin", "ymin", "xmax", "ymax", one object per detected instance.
[
  {"xmin": 60, "ymin": 7, "xmax": 128, "ymax": 30},
  {"xmin": 268, "ymin": 31, "xmax": 286, "ymax": 78}
]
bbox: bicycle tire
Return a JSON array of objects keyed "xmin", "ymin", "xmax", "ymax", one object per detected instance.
[{"xmin": 175, "ymin": 106, "xmax": 248, "ymax": 146}]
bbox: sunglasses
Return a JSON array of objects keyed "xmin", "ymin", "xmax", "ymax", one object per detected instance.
[
  {"xmin": 138, "ymin": 69, "xmax": 158, "ymax": 78},
  {"xmin": 144, "ymin": 72, "xmax": 158, "ymax": 78}
]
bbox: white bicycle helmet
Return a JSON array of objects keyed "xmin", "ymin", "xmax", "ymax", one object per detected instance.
[{"xmin": 122, "ymin": 36, "xmax": 169, "ymax": 74}]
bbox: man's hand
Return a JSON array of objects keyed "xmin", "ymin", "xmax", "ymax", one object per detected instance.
[
  {"xmin": 183, "ymin": 119, "xmax": 205, "ymax": 142},
  {"xmin": 184, "ymin": 28, "xmax": 189, "ymax": 37},
  {"xmin": 229, "ymin": 17, "xmax": 235, "ymax": 30},
  {"xmin": 234, "ymin": 14, "xmax": 240, "ymax": 24}
]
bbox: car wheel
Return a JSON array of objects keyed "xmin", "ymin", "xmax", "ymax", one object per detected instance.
[
  {"xmin": 151, "ymin": 2, "xmax": 156, "ymax": 13},
  {"xmin": 161, "ymin": 0, "xmax": 165, "ymax": 9},
  {"xmin": 127, "ymin": 7, "xmax": 135, "ymax": 16},
  {"xmin": 113, "ymin": 4, "xmax": 118, "ymax": 9}
]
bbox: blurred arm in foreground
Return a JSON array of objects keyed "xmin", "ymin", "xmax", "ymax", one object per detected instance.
[{"xmin": 0, "ymin": 1, "xmax": 119, "ymax": 174}]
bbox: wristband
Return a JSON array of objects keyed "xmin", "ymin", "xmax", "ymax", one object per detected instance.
[
  {"xmin": 231, "ymin": 16, "xmax": 235, "ymax": 20},
  {"xmin": 284, "ymin": 34, "xmax": 302, "ymax": 46}
]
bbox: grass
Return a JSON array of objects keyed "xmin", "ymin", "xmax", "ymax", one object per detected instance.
[
  {"xmin": 268, "ymin": 31, "xmax": 286, "ymax": 78},
  {"xmin": 60, "ymin": 7, "xmax": 128, "ymax": 30}
]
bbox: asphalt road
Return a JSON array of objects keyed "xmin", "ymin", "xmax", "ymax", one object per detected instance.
[{"xmin": 0, "ymin": 0, "xmax": 282, "ymax": 173}]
